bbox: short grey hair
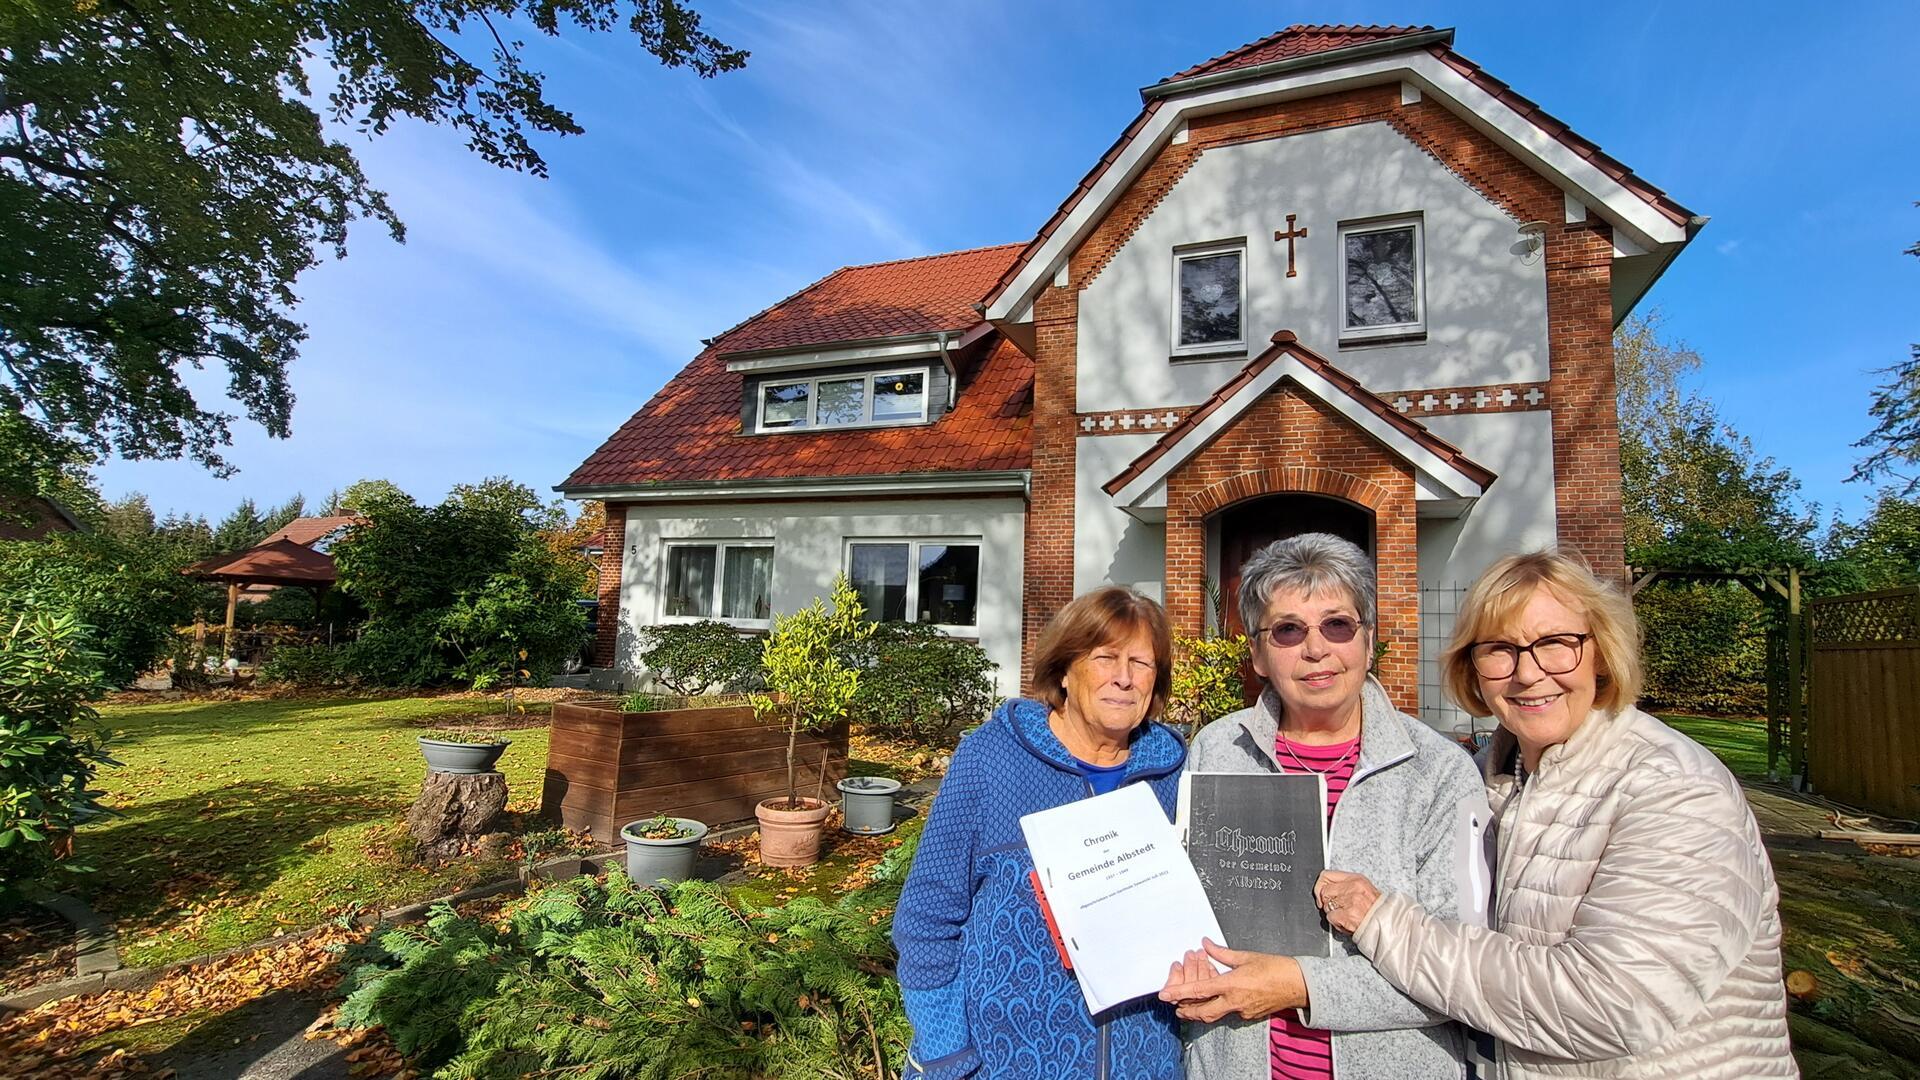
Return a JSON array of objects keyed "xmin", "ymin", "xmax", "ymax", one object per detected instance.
[{"xmin": 1236, "ymin": 533, "xmax": 1377, "ymax": 634}]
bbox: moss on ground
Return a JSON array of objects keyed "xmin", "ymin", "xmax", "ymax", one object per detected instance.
[{"xmin": 78, "ymin": 693, "xmax": 557, "ymax": 968}]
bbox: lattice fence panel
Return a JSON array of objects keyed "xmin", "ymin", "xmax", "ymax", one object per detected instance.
[{"xmin": 1810, "ymin": 588, "xmax": 1920, "ymax": 646}]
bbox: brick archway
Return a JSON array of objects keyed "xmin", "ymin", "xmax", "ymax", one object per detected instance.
[{"xmin": 1164, "ymin": 385, "xmax": 1421, "ymax": 710}]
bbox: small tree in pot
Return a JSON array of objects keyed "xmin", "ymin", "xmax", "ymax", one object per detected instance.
[{"xmin": 750, "ymin": 576, "xmax": 872, "ymax": 867}]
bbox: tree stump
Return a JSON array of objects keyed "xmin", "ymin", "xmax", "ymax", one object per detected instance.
[{"xmin": 407, "ymin": 770, "xmax": 509, "ymax": 863}]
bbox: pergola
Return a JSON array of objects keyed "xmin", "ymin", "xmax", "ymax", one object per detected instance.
[
  {"xmin": 1628, "ymin": 564, "xmax": 1805, "ymax": 781},
  {"xmin": 184, "ymin": 540, "xmax": 338, "ymax": 659}
]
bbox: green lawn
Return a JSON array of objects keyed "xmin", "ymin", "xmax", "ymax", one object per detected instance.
[
  {"xmin": 1661, "ymin": 714, "xmax": 1772, "ymax": 782},
  {"xmin": 77, "ymin": 693, "xmax": 558, "ymax": 968}
]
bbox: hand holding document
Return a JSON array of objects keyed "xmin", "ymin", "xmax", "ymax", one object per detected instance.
[{"xmin": 1020, "ymin": 783, "xmax": 1225, "ymax": 1014}]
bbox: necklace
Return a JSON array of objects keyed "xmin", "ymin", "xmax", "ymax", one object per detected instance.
[{"xmin": 1276, "ymin": 731, "xmax": 1359, "ymax": 776}]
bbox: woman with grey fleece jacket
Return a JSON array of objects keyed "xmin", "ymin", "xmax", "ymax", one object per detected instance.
[{"xmin": 1164, "ymin": 534, "xmax": 1485, "ymax": 1079}]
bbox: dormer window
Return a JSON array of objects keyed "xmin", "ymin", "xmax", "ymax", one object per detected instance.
[
  {"xmin": 1172, "ymin": 241, "xmax": 1246, "ymax": 357},
  {"xmin": 755, "ymin": 369, "xmax": 929, "ymax": 433}
]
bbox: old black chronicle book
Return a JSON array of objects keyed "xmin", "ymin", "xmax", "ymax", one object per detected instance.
[{"xmin": 1179, "ymin": 772, "xmax": 1331, "ymax": 958}]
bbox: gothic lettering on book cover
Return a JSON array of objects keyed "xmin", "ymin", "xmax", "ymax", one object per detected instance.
[{"xmin": 1183, "ymin": 773, "xmax": 1330, "ymax": 957}]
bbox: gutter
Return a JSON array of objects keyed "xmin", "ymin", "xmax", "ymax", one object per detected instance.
[
  {"xmin": 1141, "ymin": 28, "xmax": 1455, "ymax": 102},
  {"xmin": 556, "ymin": 470, "xmax": 1033, "ymax": 502},
  {"xmin": 1612, "ymin": 214, "xmax": 1710, "ymax": 329}
]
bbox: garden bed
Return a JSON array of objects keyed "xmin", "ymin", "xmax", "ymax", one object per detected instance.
[{"xmin": 542, "ymin": 699, "xmax": 849, "ymax": 843}]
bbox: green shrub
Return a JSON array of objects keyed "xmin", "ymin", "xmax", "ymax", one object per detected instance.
[
  {"xmin": 1167, "ymin": 635, "xmax": 1250, "ymax": 739},
  {"xmin": 842, "ymin": 622, "xmax": 997, "ymax": 740},
  {"xmin": 0, "ymin": 612, "xmax": 114, "ymax": 896},
  {"xmin": 259, "ymin": 644, "xmax": 351, "ymax": 688},
  {"xmin": 1636, "ymin": 582, "xmax": 1768, "ymax": 714},
  {"xmin": 0, "ymin": 533, "xmax": 194, "ymax": 687},
  {"xmin": 636, "ymin": 620, "xmax": 760, "ymax": 696},
  {"xmin": 338, "ymin": 835, "xmax": 918, "ymax": 1076}
]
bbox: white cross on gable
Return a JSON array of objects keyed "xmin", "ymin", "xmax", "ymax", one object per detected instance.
[
  {"xmin": 1443, "ymin": 393, "xmax": 1464, "ymax": 410},
  {"xmin": 1497, "ymin": 388, "xmax": 1517, "ymax": 407},
  {"xmin": 1140, "ymin": 413, "xmax": 1159, "ymax": 428},
  {"xmin": 1472, "ymin": 390, "xmax": 1490, "ymax": 408},
  {"xmin": 1418, "ymin": 394, "xmax": 1439, "ymax": 411},
  {"xmin": 1099, "ymin": 415, "xmax": 1116, "ymax": 430},
  {"xmin": 1081, "ymin": 416, "xmax": 1097, "ymax": 431},
  {"xmin": 1524, "ymin": 387, "xmax": 1545, "ymax": 406},
  {"xmin": 1392, "ymin": 396, "xmax": 1411, "ymax": 413},
  {"xmin": 1118, "ymin": 413, "xmax": 1136, "ymax": 430},
  {"xmin": 1162, "ymin": 412, "xmax": 1179, "ymax": 427}
]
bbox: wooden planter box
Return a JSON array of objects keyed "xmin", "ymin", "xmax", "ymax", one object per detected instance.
[{"xmin": 542, "ymin": 700, "xmax": 849, "ymax": 844}]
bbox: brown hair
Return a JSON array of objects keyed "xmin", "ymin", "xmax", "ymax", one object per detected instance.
[
  {"xmin": 1442, "ymin": 550, "xmax": 1644, "ymax": 718},
  {"xmin": 1030, "ymin": 586, "xmax": 1173, "ymax": 718}
]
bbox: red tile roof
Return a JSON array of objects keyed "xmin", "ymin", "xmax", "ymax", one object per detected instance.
[
  {"xmin": 1157, "ymin": 24, "xmax": 1434, "ymax": 85},
  {"xmin": 1104, "ymin": 331, "xmax": 1495, "ymax": 497},
  {"xmin": 561, "ymin": 330, "xmax": 1033, "ymax": 492},
  {"xmin": 261, "ymin": 515, "xmax": 360, "ymax": 547},
  {"xmin": 185, "ymin": 540, "xmax": 338, "ymax": 587},
  {"xmin": 711, "ymin": 243, "xmax": 1027, "ymax": 356}
]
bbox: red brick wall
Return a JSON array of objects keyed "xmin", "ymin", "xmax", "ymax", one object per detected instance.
[
  {"xmin": 594, "ymin": 503, "xmax": 626, "ymax": 669},
  {"xmin": 1022, "ymin": 285, "xmax": 1080, "ymax": 685},
  {"xmin": 1162, "ymin": 386, "xmax": 1421, "ymax": 710}
]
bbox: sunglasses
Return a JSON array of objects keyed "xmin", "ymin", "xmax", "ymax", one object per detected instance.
[{"xmin": 1251, "ymin": 616, "xmax": 1366, "ymax": 648}]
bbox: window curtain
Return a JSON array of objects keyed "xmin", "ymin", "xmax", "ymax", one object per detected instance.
[{"xmin": 722, "ymin": 546, "xmax": 773, "ymax": 620}]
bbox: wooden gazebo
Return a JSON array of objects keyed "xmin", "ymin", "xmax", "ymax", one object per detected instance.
[{"xmin": 185, "ymin": 540, "xmax": 339, "ymax": 658}]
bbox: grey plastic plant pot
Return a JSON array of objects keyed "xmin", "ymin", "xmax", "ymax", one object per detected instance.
[
  {"xmin": 837, "ymin": 776, "xmax": 902, "ymax": 835},
  {"xmin": 416, "ymin": 736, "xmax": 510, "ymax": 774},
  {"xmin": 621, "ymin": 818, "xmax": 709, "ymax": 885}
]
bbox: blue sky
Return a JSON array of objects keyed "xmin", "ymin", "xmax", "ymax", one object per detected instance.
[{"xmin": 94, "ymin": 1, "xmax": 1920, "ymax": 528}]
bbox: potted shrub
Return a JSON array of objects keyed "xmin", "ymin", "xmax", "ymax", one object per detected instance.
[
  {"xmin": 620, "ymin": 812, "xmax": 709, "ymax": 885},
  {"xmin": 417, "ymin": 728, "xmax": 511, "ymax": 773},
  {"xmin": 751, "ymin": 576, "xmax": 873, "ymax": 867}
]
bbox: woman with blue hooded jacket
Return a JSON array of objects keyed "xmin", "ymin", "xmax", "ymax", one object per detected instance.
[{"xmin": 894, "ymin": 585, "xmax": 1188, "ymax": 1079}]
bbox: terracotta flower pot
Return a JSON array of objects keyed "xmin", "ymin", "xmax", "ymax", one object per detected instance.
[{"xmin": 755, "ymin": 796, "xmax": 831, "ymax": 867}]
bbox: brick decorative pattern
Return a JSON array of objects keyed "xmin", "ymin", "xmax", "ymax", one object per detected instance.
[
  {"xmin": 1076, "ymin": 408, "xmax": 1197, "ymax": 434},
  {"xmin": 1163, "ymin": 386, "xmax": 1421, "ymax": 711},
  {"xmin": 1378, "ymin": 382, "xmax": 1549, "ymax": 415},
  {"xmin": 594, "ymin": 504, "xmax": 626, "ymax": 669}
]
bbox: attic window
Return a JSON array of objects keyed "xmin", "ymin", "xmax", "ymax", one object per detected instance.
[
  {"xmin": 755, "ymin": 369, "xmax": 929, "ymax": 433},
  {"xmin": 1340, "ymin": 217, "xmax": 1425, "ymax": 342},
  {"xmin": 1172, "ymin": 242, "xmax": 1246, "ymax": 356}
]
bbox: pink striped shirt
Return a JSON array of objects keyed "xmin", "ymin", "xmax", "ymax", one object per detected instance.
[{"xmin": 1270, "ymin": 733, "xmax": 1359, "ymax": 1080}]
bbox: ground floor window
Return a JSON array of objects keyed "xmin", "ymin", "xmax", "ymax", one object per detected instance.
[
  {"xmin": 846, "ymin": 540, "xmax": 980, "ymax": 630},
  {"xmin": 662, "ymin": 541, "xmax": 773, "ymax": 626}
]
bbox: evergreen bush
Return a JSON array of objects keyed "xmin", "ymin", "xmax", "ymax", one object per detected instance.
[
  {"xmin": 1636, "ymin": 582, "xmax": 1768, "ymax": 715},
  {"xmin": 0, "ymin": 612, "xmax": 114, "ymax": 896},
  {"xmin": 259, "ymin": 644, "xmax": 352, "ymax": 688},
  {"xmin": 339, "ymin": 833, "xmax": 918, "ymax": 1077},
  {"xmin": 0, "ymin": 533, "xmax": 194, "ymax": 687},
  {"xmin": 841, "ymin": 622, "xmax": 997, "ymax": 741},
  {"xmin": 636, "ymin": 620, "xmax": 760, "ymax": 696},
  {"xmin": 1166, "ymin": 635, "xmax": 1250, "ymax": 739}
]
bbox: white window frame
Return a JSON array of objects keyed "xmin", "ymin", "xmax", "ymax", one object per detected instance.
[
  {"xmin": 659, "ymin": 540, "xmax": 775, "ymax": 629},
  {"xmin": 1338, "ymin": 216, "xmax": 1426, "ymax": 343},
  {"xmin": 754, "ymin": 368, "xmax": 931, "ymax": 433},
  {"xmin": 843, "ymin": 537, "xmax": 983, "ymax": 634},
  {"xmin": 1170, "ymin": 240, "xmax": 1248, "ymax": 358}
]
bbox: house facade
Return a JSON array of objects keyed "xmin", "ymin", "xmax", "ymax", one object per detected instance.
[{"xmin": 559, "ymin": 25, "xmax": 1700, "ymax": 732}]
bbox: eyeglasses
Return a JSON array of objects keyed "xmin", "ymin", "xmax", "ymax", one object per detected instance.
[
  {"xmin": 1251, "ymin": 617, "xmax": 1366, "ymax": 648},
  {"xmin": 1467, "ymin": 633, "xmax": 1592, "ymax": 679}
]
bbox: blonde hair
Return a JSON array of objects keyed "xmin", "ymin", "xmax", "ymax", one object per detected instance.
[
  {"xmin": 1031, "ymin": 586, "xmax": 1173, "ymax": 719},
  {"xmin": 1442, "ymin": 551, "xmax": 1642, "ymax": 717}
]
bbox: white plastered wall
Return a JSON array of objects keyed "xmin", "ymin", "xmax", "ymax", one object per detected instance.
[
  {"xmin": 1074, "ymin": 434, "xmax": 1165, "ymax": 599},
  {"xmin": 616, "ymin": 497, "xmax": 1027, "ymax": 697},
  {"xmin": 1076, "ymin": 121, "xmax": 1549, "ymax": 412}
]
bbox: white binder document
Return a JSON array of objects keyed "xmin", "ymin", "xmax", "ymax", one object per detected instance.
[{"xmin": 1020, "ymin": 782, "xmax": 1225, "ymax": 1014}]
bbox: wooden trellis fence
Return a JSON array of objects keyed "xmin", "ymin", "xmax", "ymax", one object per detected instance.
[{"xmin": 1808, "ymin": 586, "xmax": 1920, "ymax": 819}]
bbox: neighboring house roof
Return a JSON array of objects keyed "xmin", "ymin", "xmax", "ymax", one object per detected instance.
[
  {"xmin": 983, "ymin": 24, "xmax": 1697, "ymax": 318},
  {"xmin": 261, "ymin": 515, "xmax": 361, "ymax": 547},
  {"xmin": 185, "ymin": 539, "xmax": 338, "ymax": 587},
  {"xmin": 0, "ymin": 494, "xmax": 86, "ymax": 541},
  {"xmin": 1104, "ymin": 331, "xmax": 1494, "ymax": 510},
  {"xmin": 711, "ymin": 243, "xmax": 1026, "ymax": 357},
  {"xmin": 561, "ymin": 246, "xmax": 1033, "ymax": 494}
]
